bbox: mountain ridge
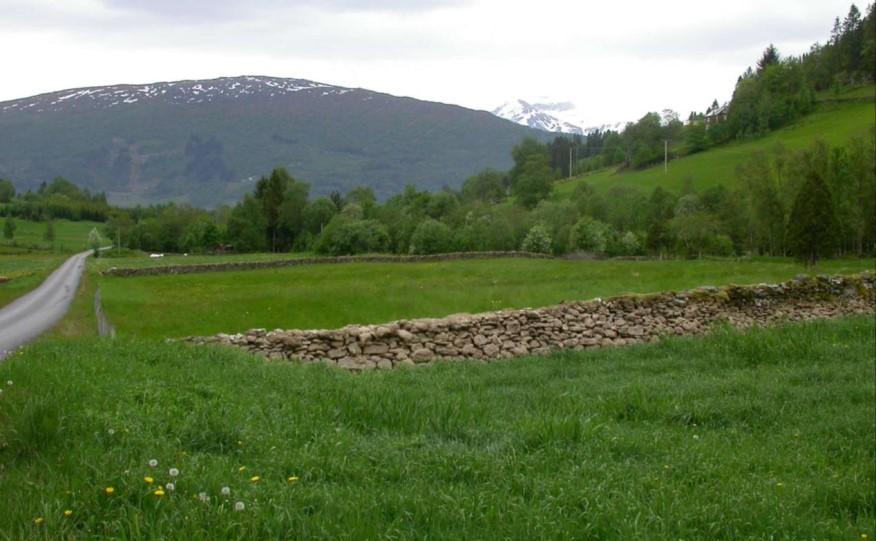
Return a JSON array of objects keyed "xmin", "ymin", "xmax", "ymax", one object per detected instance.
[
  {"xmin": 0, "ymin": 75, "xmax": 357, "ymax": 114},
  {"xmin": 0, "ymin": 75, "xmax": 547, "ymax": 207}
]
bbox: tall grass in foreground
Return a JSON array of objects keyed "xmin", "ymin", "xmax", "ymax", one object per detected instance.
[{"xmin": 0, "ymin": 317, "xmax": 873, "ymax": 539}]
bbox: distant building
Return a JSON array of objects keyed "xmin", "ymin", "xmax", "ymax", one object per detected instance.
[{"xmin": 705, "ymin": 103, "xmax": 729, "ymax": 127}]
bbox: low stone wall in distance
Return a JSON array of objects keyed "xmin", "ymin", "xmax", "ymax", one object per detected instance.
[
  {"xmin": 102, "ymin": 251, "xmax": 554, "ymax": 278},
  {"xmin": 184, "ymin": 273, "xmax": 875, "ymax": 371}
]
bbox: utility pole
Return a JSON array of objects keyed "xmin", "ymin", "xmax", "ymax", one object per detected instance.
[
  {"xmin": 117, "ymin": 229, "xmax": 120, "ymax": 255},
  {"xmin": 568, "ymin": 146, "xmax": 573, "ymax": 179},
  {"xmin": 664, "ymin": 140, "xmax": 668, "ymax": 174}
]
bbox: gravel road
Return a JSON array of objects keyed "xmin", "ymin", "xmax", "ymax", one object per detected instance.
[{"xmin": 0, "ymin": 250, "xmax": 91, "ymax": 360}]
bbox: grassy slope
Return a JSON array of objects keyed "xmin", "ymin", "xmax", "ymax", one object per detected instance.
[
  {"xmin": 556, "ymin": 96, "xmax": 875, "ymax": 197},
  {"xmin": 0, "ymin": 219, "xmax": 102, "ymax": 253},
  {"xmin": 98, "ymin": 257, "xmax": 875, "ymax": 338},
  {"xmin": 816, "ymin": 84, "xmax": 876, "ymax": 100},
  {"xmin": 0, "ymin": 254, "xmax": 66, "ymax": 308},
  {"xmin": 0, "ymin": 317, "xmax": 872, "ymax": 539}
]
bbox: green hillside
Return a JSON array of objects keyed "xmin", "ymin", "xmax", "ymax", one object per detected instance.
[{"xmin": 557, "ymin": 90, "xmax": 875, "ymax": 197}]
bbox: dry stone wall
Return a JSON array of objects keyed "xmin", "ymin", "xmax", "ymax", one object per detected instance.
[
  {"xmin": 185, "ymin": 273, "xmax": 875, "ymax": 371},
  {"xmin": 102, "ymin": 252, "xmax": 553, "ymax": 278}
]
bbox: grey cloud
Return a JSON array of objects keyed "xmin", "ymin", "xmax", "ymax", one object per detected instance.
[
  {"xmin": 610, "ymin": 15, "xmax": 830, "ymax": 61},
  {"xmin": 101, "ymin": 0, "xmax": 469, "ymax": 22}
]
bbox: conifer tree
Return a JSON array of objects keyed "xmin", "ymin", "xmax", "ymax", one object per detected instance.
[
  {"xmin": 2, "ymin": 217, "xmax": 15, "ymax": 240},
  {"xmin": 756, "ymin": 44, "xmax": 780, "ymax": 73},
  {"xmin": 786, "ymin": 170, "xmax": 837, "ymax": 267}
]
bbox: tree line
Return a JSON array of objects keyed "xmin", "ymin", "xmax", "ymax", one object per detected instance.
[
  {"xmin": 3, "ymin": 125, "xmax": 873, "ymax": 266},
  {"xmin": 0, "ymin": 177, "xmax": 111, "ymax": 222},
  {"xmin": 565, "ymin": 4, "xmax": 875, "ymax": 173},
  {"xmin": 75, "ymin": 125, "xmax": 872, "ymax": 266}
]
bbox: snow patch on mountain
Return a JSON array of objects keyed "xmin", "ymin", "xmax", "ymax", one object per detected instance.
[
  {"xmin": 0, "ymin": 76, "xmax": 359, "ymax": 114},
  {"xmin": 492, "ymin": 99, "xmax": 583, "ymax": 135},
  {"xmin": 492, "ymin": 99, "xmax": 626, "ymax": 135}
]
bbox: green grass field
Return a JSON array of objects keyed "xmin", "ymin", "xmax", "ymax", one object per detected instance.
[
  {"xmin": 93, "ymin": 251, "xmax": 313, "ymax": 273},
  {"xmin": 816, "ymin": 84, "xmax": 876, "ymax": 100},
  {"xmin": 0, "ymin": 254, "xmax": 67, "ymax": 308},
  {"xmin": 556, "ymin": 97, "xmax": 875, "ymax": 197},
  {"xmin": 0, "ymin": 316, "xmax": 872, "ymax": 539},
  {"xmin": 97, "ymin": 257, "xmax": 875, "ymax": 338},
  {"xmin": 0, "ymin": 219, "xmax": 103, "ymax": 253}
]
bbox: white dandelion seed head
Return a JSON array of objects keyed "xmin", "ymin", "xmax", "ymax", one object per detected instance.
[
  {"xmin": 169, "ymin": 468, "xmax": 179, "ymax": 477},
  {"xmin": 198, "ymin": 492, "xmax": 209, "ymax": 502},
  {"xmin": 220, "ymin": 486, "xmax": 231, "ymax": 496},
  {"xmin": 107, "ymin": 429, "xmax": 115, "ymax": 435},
  {"xmin": 6, "ymin": 380, "xmax": 11, "ymax": 386},
  {"xmin": 148, "ymin": 459, "xmax": 158, "ymax": 468},
  {"xmin": 165, "ymin": 482, "xmax": 175, "ymax": 491},
  {"xmin": 234, "ymin": 501, "xmax": 245, "ymax": 512}
]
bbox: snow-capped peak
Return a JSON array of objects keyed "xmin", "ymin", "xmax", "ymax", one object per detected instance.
[
  {"xmin": 492, "ymin": 99, "xmax": 584, "ymax": 135},
  {"xmin": 0, "ymin": 76, "xmax": 359, "ymax": 114},
  {"xmin": 492, "ymin": 98, "xmax": 627, "ymax": 136}
]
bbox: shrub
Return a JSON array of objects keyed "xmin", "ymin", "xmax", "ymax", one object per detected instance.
[
  {"xmin": 315, "ymin": 217, "xmax": 389, "ymax": 255},
  {"xmin": 409, "ymin": 218, "xmax": 452, "ymax": 255},
  {"xmin": 568, "ymin": 217, "xmax": 613, "ymax": 254},
  {"xmin": 617, "ymin": 231, "xmax": 643, "ymax": 256},
  {"xmin": 708, "ymin": 234, "xmax": 736, "ymax": 257},
  {"xmin": 521, "ymin": 224, "xmax": 552, "ymax": 254}
]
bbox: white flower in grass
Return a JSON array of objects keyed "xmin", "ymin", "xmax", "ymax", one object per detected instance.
[
  {"xmin": 198, "ymin": 492, "xmax": 209, "ymax": 502},
  {"xmin": 107, "ymin": 428, "xmax": 115, "ymax": 435},
  {"xmin": 221, "ymin": 486, "xmax": 231, "ymax": 496},
  {"xmin": 148, "ymin": 459, "xmax": 158, "ymax": 468},
  {"xmin": 6, "ymin": 380, "xmax": 11, "ymax": 386},
  {"xmin": 169, "ymin": 468, "xmax": 179, "ymax": 477},
  {"xmin": 234, "ymin": 501, "xmax": 245, "ymax": 512},
  {"xmin": 165, "ymin": 482, "xmax": 175, "ymax": 491}
]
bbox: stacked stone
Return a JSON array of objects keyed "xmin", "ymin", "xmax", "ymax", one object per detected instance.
[{"xmin": 184, "ymin": 273, "xmax": 875, "ymax": 371}]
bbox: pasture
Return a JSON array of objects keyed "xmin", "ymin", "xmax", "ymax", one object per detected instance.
[
  {"xmin": 97, "ymin": 256, "xmax": 875, "ymax": 338},
  {"xmin": 556, "ymin": 96, "xmax": 875, "ymax": 197},
  {"xmin": 0, "ymin": 219, "xmax": 103, "ymax": 253},
  {"xmin": 0, "ymin": 316, "xmax": 872, "ymax": 539},
  {"xmin": 0, "ymin": 254, "xmax": 67, "ymax": 308},
  {"xmin": 92, "ymin": 251, "xmax": 311, "ymax": 273}
]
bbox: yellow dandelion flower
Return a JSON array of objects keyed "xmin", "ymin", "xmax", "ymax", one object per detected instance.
[
  {"xmin": 250, "ymin": 476, "xmax": 260, "ymax": 482},
  {"xmin": 34, "ymin": 517, "xmax": 44, "ymax": 525},
  {"xmin": 64, "ymin": 510, "xmax": 73, "ymax": 517},
  {"xmin": 154, "ymin": 489, "xmax": 165, "ymax": 496},
  {"xmin": 144, "ymin": 476, "xmax": 154, "ymax": 484},
  {"xmin": 287, "ymin": 476, "xmax": 299, "ymax": 483},
  {"xmin": 776, "ymin": 482, "xmax": 784, "ymax": 487},
  {"xmin": 238, "ymin": 466, "xmax": 247, "ymax": 472},
  {"xmin": 105, "ymin": 487, "xmax": 115, "ymax": 495},
  {"xmin": 860, "ymin": 535, "xmax": 868, "ymax": 540}
]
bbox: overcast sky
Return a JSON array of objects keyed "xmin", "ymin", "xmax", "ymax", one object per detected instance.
[{"xmin": 0, "ymin": 0, "xmax": 856, "ymax": 126}]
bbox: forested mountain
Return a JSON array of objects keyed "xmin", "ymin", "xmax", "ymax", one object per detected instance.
[{"xmin": 0, "ymin": 76, "xmax": 546, "ymax": 207}]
